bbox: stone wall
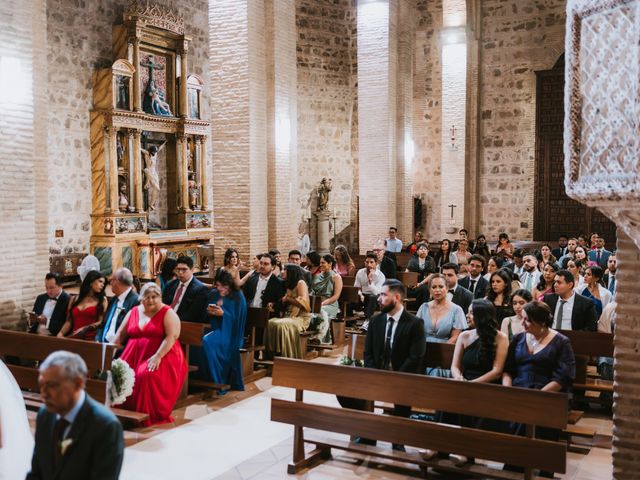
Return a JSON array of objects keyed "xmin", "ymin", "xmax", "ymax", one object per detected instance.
[
  {"xmin": 296, "ymin": 0, "xmax": 358, "ymax": 252},
  {"xmin": 477, "ymin": 0, "xmax": 566, "ymax": 241},
  {"xmin": 412, "ymin": 0, "xmax": 442, "ymax": 241},
  {"xmin": 46, "ymin": 0, "xmax": 210, "ymax": 256},
  {"xmin": 0, "ymin": 0, "xmax": 50, "ymax": 326}
]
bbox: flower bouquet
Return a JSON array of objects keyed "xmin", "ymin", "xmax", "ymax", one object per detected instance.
[{"xmin": 108, "ymin": 358, "xmax": 135, "ymax": 406}]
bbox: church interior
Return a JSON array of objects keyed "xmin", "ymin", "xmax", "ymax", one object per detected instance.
[{"xmin": 1, "ymin": 0, "xmax": 639, "ymax": 478}]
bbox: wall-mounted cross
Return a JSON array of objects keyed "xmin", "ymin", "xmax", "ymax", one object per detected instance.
[{"xmin": 448, "ymin": 204, "xmax": 457, "ymax": 218}]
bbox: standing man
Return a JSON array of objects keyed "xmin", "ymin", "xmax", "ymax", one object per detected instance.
[
  {"xmin": 589, "ymin": 236, "xmax": 612, "ymax": 269},
  {"xmin": 162, "ymin": 256, "xmax": 209, "ymax": 323},
  {"xmin": 287, "ymin": 250, "xmax": 303, "ymax": 266},
  {"xmin": 29, "ymin": 273, "xmax": 70, "ymax": 336},
  {"xmin": 458, "ymin": 254, "xmax": 489, "ymax": 299},
  {"xmin": 96, "ymin": 268, "xmax": 139, "ymax": 344},
  {"xmin": 603, "ymin": 253, "xmax": 617, "ymax": 295},
  {"xmin": 354, "ymin": 253, "xmax": 386, "ymax": 319},
  {"xmin": 552, "ymin": 234, "xmax": 569, "ymax": 260},
  {"xmin": 243, "ymin": 253, "xmax": 285, "ymax": 313},
  {"xmin": 441, "ymin": 263, "xmax": 473, "ymax": 315},
  {"xmin": 558, "ymin": 238, "xmax": 578, "ymax": 268},
  {"xmin": 27, "ymin": 351, "xmax": 123, "ymax": 480},
  {"xmin": 519, "ymin": 253, "xmax": 541, "ymax": 293},
  {"xmin": 385, "ymin": 227, "xmax": 403, "ymax": 253},
  {"xmin": 543, "ymin": 270, "xmax": 597, "ymax": 331}
]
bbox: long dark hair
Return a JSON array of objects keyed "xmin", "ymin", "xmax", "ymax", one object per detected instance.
[
  {"xmin": 435, "ymin": 239, "xmax": 452, "ymax": 269},
  {"xmin": 470, "ymin": 299, "xmax": 498, "ymax": 365},
  {"xmin": 486, "ymin": 269, "xmax": 512, "ymax": 305},
  {"xmin": 223, "ymin": 248, "xmax": 239, "ymax": 267},
  {"xmin": 160, "ymin": 258, "xmax": 177, "ymax": 284},
  {"xmin": 536, "ymin": 261, "xmax": 558, "ymax": 291},
  {"xmin": 284, "ymin": 264, "xmax": 308, "ymax": 290},
  {"xmin": 214, "ymin": 268, "xmax": 239, "ymax": 295},
  {"xmin": 70, "ymin": 270, "xmax": 107, "ymax": 323}
]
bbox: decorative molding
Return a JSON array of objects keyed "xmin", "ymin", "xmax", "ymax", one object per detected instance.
[
  {"xmin": 564, "ymin": 0, "xmax": 640, "ymax": 247},
  {"xmin": 124, "ymin": 2, "xmax": 185, "ymax": 35}
]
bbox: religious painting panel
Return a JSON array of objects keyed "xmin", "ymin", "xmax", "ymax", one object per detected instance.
[{"xmin": 139, "ymin": 49, "xmax": 175, "ymax": 117}]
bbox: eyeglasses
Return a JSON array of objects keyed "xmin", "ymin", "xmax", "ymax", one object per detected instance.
[{"xmin": 175, "ymin": 267, "xmax": 190, "ymax": 272}]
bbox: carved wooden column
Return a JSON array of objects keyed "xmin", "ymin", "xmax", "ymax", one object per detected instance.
[
  {"xmin": 125, "ymin": 130, "xmax": 135, "ymax": 211},
  {"xmin": 131, "ymin": 37, "xmax": 141, "ymax": 112},
  {"xmin": 179, "ymin": 43, "xmax": 189, "ymax": 117},
  {"xmin": 131, "ymin": 130, "xmax": 143, "ymax": 212},
  {"xmin": 104, "ymin": 126, "xmax": 119, "ymax": 212},
  {"xmin": 195, "ymin": 136, "xmax": 208, "ymax": 210},
  {"xmin": 564, "ymin": 2, "xmax": 640, "ymax": 478},
  {"xmin": 176, "ymin": 133, "xmax": 188, "ymax": 210}
]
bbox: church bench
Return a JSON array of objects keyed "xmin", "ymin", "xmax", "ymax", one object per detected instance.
[
  {"xmin": 0, "ymin": 330, "xmax": 149, "ymax": 426},
  {"xmin": 340, "ymin": 275, "xmax": 355, "ymax": 286},
  {"xmin": 337, "ymin": 285, "xmax": 363, "ymax": 325},
  {"xmin": 395, "ymin": 252, "xmax": 413, "ymax": 270},
  {"xmin": 396, "ymin": 270, "xmax": 419, "ymax": 287},
  {"xmin": 560, "ymin": 330, "xmax": 614, "ymax": 397},
  {"xmin": 306, "ymin": 295, "xmax": 347, "ymax": 352},
  {"xmin": 241, "ymin": 307, "xmax": 271, "ymax": 379},
  {"xmin": 271, "ymin": 358, "xmax": 568, "ymax": 479}
]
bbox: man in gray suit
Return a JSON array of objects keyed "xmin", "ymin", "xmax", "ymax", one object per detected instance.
[{"xmin": 27, "ymin": 351, "xmax": 123, "ymax": 480}]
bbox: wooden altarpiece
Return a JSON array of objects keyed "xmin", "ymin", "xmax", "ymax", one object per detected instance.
[{"xmin": 90, "ymin": 3, "xmax": 212, "ymax": 279}]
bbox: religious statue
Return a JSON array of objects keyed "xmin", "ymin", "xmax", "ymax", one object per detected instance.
[
  {"xmin": 317, "ymin": 177, "xmax": 332, "ymax": 211},
  {"xmin": 188, "ymin": 172, "xmax": 200, "ymax": 210},
  {"xmin": 116, "ymin": 134, "xmax": 125, "ymax": 168},
  {"xmin": 118, "ymin": 177, "xmax": 129, "ymax": 212},
  {"xmin": 186, "ymin": 146, "xmax": 195, "ymax": 172},
  {"xmin": 141, "ymin": 140, "xmax": 166, "ymax": 211},
  {"xmin": 116, "ymin": 75, "xmax": 129, "ymax": 110},
  {"xmin": 141, "ymin": 55, "xmax": 172, "ymax": 116}
]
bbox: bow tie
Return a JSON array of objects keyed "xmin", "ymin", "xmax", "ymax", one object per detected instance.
[
  {"xmin": 47, "ymin": 296, "xmax": 58, "ymax": 301},
  {"xmin": 448, "ymin": 289, "xmax": 455, "ymax": 294}
]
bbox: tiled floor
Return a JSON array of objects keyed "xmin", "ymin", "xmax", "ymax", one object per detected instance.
[{"xmin": 118, "ymin": 353, "xmax": 613, "ymax": 480}]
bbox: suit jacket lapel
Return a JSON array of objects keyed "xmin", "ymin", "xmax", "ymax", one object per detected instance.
[{"xmin": 54, "ymin": 397, "xmax": 91, "ymax": 477}]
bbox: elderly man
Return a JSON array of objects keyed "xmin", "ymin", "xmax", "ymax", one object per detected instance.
[
  {"xmin": 29, "ymin": 273, "xmax": 70, "ymax": 336},
  {"xmin": 96, "ymin": 268, "xmax": 139, "ymax": 344},
  {"xmin": 373, "ymin": 240, "xmax": 397, "ymax": 279},
  {"xmin": 27, "ymin": 351, "xmax": 123, "ymax": 480}
]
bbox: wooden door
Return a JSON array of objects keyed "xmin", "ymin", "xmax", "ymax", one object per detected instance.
[{"xmin": 534, "ymin": 56, "xmax": 616, "ymax": 244}]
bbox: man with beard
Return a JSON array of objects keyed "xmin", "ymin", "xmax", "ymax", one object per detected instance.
[{"xmin": 339, "ymin": 279, "xmax": 425, "ymax": 451}]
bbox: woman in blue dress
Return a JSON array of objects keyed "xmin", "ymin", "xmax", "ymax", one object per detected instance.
[
  {"xmin": 580, "ymin": 265, "xmax": 612, "ymax": 318},
  {"xmin": 202, "ymin": 269, "xmax": 247, "ymax": 391}
]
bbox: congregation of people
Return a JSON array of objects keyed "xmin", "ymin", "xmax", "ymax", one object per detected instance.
[{"xmin": 3, "ymin": 227, "xmax": 616, "ymax": 479}]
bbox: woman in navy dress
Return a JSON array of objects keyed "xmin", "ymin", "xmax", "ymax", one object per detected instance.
[
  {"xmin": 502, "ymin": 300, "xmax": 575, "ymax": 478},
  {"xmin": 202, "ymin": 269, "xmax": 247, "ymax": 392}
]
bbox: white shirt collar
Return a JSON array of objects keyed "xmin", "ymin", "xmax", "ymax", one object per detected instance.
[
  {"xmin": 117, "ymin": 287, "xmax": 132, "ymax": 304},
  {"xmin": 388, "ymin": 306, "xmax": 404, "ymax": 322},
  {"xmin": 60, "ymin": 390, "xmax": 86, "ymax": 425}
]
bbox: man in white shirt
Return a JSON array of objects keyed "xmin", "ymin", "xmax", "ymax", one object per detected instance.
[
  {"xmin": 354, "ymin": 253, "xmax": 386, "ymax": 318},
  {"xmin": 520, "ymin": 254, "xmax": 541, "ymax": 293},
  {"xmin": 385, "ymin": 227, "xmax": 403, "ymax": 253},
  {"xmin": 243, "ymin": 253, "xmax": 285, "ymax": 312},
  {"xmin": 96, "ymin": 268, "xmax": 139, "ymax": 344},
  {"xmin": 29, "ymin": 273, "xmax": 71, "ymax": 336}
]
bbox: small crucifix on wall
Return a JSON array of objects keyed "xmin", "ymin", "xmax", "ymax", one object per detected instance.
[
  {"xmin": 449, "ymin": 125, "xmax": 458, "ymax": 151},
  {"xmin": 448, "ymin": 203, "xmax": 457, "ymax": 225}
]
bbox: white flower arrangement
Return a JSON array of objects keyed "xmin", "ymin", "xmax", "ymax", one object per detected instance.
[{"xmin": 108, "ymin": 358, "xmax": 135, "ymax": 406}]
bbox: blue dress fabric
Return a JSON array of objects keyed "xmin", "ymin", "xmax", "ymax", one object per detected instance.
[{"xmin": 201, "ymin": 289, "xmax": 248, "ymax": 391}]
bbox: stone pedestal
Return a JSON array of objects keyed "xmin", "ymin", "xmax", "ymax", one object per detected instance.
[{"xmin": 315, "ymin": 210, "xmax": 331, "ymax": 255}]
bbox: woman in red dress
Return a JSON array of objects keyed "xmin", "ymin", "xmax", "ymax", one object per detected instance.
[
  {"xmin": 113, "ymin": 282, "xmax": 186, "ymax": 426},
  {"xmin": 57, "ymin": 270, "xmax": 107, "ymax": 341}
]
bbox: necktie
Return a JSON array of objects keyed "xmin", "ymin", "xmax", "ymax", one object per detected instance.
[
  {"xmin": 383, "ymin": 317, "xmax": 395, "ymax": 370},
  {"xmin": 170, "ymin": 283, "xmax": 185, "ymax": 309},
  {"xmin": 524, "ymin": 273, "xmax": 533, "ymax": 292},
  {"xmin": 469, "ymin": 279, "xmax": 476, "ymax": 293},
  {"xmin": 609, "ymin": 276, "xmax": 616, "ymax": 294},
  {"xmin": 555, "ymin": 299, "xmax": 567, "ymax": 330},
  {"xmin": 596, "ymin": 250, "xmax": 601, "ymax": 263},
  {"xmin": 48, "ymin": 296, "xmax": 58, "ymax": 301},
  {"xmin": 100, "ymin": 302, "xmax": 117, "ymax": 342},
  {"xmin": 52, "ymin": 418, "xmax": 70, "ymax": 468}
]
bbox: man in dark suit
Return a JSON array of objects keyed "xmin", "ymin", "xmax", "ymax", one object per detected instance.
[
  {"xmin": 543, "ymin": 270, "xmax": 597, "ymax": 331},
  {"xmin": 27, "ymin": 351, "xmax": 123, "ymax": 480},
  {"xmin": 243, "ymin": 253, "xmax": 285, "ymax": 312},
  {"xmin": 96, "ymin": 268, "xmax": 140, "ymax": 343},
  {"xmin": 552, "ymin": 234, "xmax": 569, "ymax": 260},
  {"xmin": 458, "ymin": 254, "xmax": 489, "ymax": 299},
  {"xmin": 602, "ymin": 254, "xmax": 617, "ymax": 295},
  {"xmin": 162, "ymin": 256, "xmax": 209, "ymax": 323},
  {"xmin": 29, "ymin": 273, "xmax": 70, "ymax": 336},
  {"xmin": 442, "ymin": 263, "xmax": 473, "ymax": 314},
  {"xmin": 588, "ymin": 236, "xmax": 612, "ymax": 269},
  {"xmin": 373, "ymin": 241, "xmax": 397, "ymax": 279}
]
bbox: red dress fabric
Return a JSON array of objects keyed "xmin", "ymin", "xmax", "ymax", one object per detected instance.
[
  {"xmin": 118, "ymin": 305, "xmax": 186, "ymax": 426},
  {"xmin": 71, "ymin": 305, "xmax": 98, "ymax": 341}
]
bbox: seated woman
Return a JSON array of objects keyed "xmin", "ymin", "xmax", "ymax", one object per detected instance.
[
  {"xmin": 423, "ymin": 299, "xmax": 509, "ymax": 464},
  {"xmin": 157, "ymin": 257, "xmax": 177, "ymax": 292},
  {"xmin": 486, "ymin": 269, "xmax": 515, "ymax": 325},
  {"xmin": 500, "ymin": 289, "xmax": 532, "ymax": 341},
  {"xmin": 309, "ymin": 254, "xmax": 343, "ymax": 344},
  {"xmin": 502, "ymin": 301, "xmax": 575, "ymax": 477},
  {"xmin": 416, "ymin": 274, "xmax": 466, "ymax": 376},
  {"xmin": 472, "ymin": 234, "xmax": 491, "ymax": 260},
  {"xmin": 532, "ymin": 262, "xmax": 558, "ymax": 301},
  {"xmin": 407, "ymin": 242, "xmax": 437, "ymax": 305},
  {"xmin": 495, "ymin": 232, "xmax": 514, "ymax": 260},
  {"xmin": 269, "ymin": 248, "xmax": 283, "ymax": 277},
  {"xmin": 216, "ymin": 247, "xmax": 244, "ymax": 288},
  {"xmin": 538, "ymin": 243, "xmax": 558, "ymax": 269},
  {"xmin": 264, "ymin": 264, "xmax": 311, "ymax": 359},
  {"xmin": 567, "ymin": 259, "xmax": 586, "ymax": 292},
  {"xmin": 434, "ymin": 239, "xmax": 455, "ymax": 272},
  {"xmin": 333, "ymin": 244, "xmax": 356, "ymax": 277},
  {"xmin": 113, "ymin": 283, "xmax": 186, "ymax": 426},
  {"xmin": 57, "ymin": 270, "xmax": 108, "ymax": 341},
  {"xmin": 201, "ymin": 269, "xmax": 247, "ymax": 392},
  {"xmin": 451, "ymin": 239, "xmax": 472, "ymax": 275},
  {"xmin": 482, "ymin": 255, "xmax": 504, "ymax": 282},
  {"xmin": 581, "ymin": 265, "xmax": 613, "ymax": 318}
]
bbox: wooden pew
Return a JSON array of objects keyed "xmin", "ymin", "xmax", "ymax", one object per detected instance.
[
  {"xmin": 271, "ymin": 358, "xmax": 568, "ymax": 479},
  {"xmin": 560, "ymin": 329, "xmax": 614, "ymax": 397},
  {"xmin": 241, "ymin": 307, "xmax": 271, "ymax": 380},
  {"xmin": 396, "ymin": 271, "xmax": 419, "ymax": 288},
  {"xmin": 341, "ymin": 275, "xmax": 355, "ymax": 286},
  {"xmin": 338, "ymin": 285, "xmax": 362, "ymax": 325},
  {"xmin": 395, "ymin": 252, "xmax": 413, "ymax": 270},
  {"xmin": 306, "ymin": 296, "xmax": 346, "ymax": 353},
  {"xmin": 0, "ymin": 330, "xmax": 149, "ymax": 426}
]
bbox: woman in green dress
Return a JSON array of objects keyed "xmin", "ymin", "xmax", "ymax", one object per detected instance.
[
  {"xmin": 264, "ymin": 264, "xmax": 311, "ymax": 359},
  {"xmin": 309, "ymin": 254, "xmax": 343, "ymax": 344}
]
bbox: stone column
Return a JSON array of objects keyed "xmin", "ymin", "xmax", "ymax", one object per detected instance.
[
  {"xmin": 439, "ymin": 0, "xmax": 467, "ymax": 238},
  {"xmin": 131, "ymin": 130, "xmax": 143, "ymax": 212},
  {"xmin": 265, "ymin": 0, "xmax": 297, "ymax": 251},
  {"xmin": 179, "ymin": 43, "xmax": 189, "ymax": 117},
  {"xmin": 210, "ymin": 0, "xmax": 269, "ymax": 259},
  {"xmin": 357, "ymin": 0, "xmax": 398, "ymax": 252},
  {"xmin": 131, "ymin": 38, "xmax": 141, "ymax": 112},
  {"xmin": 563, "ymin": 2, "xmax": 640, "ymax": 477},
  {"xmin": 315, "ymin": 210, "xmax": 331, "ymax": 255},
  {"xmin": 105, "ymin": 126, "xmax": 118, "ymax": 212}
]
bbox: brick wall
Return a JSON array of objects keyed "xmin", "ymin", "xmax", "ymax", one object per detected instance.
[
  {"xmin": 296, "ymin": 0, "xmax": 358, "ymax": 251},
  {"xmin": 0, "ymin": 0, "xmax": 50, "ymax": 326}
]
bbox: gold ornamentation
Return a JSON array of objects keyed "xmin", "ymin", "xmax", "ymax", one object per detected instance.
[{"xmin": 124, "ymin": 2, "xmax": 185, "ymax": 35}]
